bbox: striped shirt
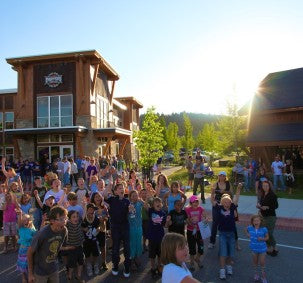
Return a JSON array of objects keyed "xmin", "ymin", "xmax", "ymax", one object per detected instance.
[{"xmin": 66, "ymin": 221, "xmax": 84, "ymax": 246}]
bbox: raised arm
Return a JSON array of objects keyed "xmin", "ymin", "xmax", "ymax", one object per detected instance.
[
  {"xmin": 1, "ymin": 157, "xmax": 9, "ymax": 177},
  {"xmin": 233, "ymin": 183, "xmax": 242, "ymax": 206},
  {"xmin": 210, "ymin": 183, "xmax": 217, "ymax": 206}
]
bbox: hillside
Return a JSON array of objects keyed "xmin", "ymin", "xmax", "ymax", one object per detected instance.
[{"xmin": 140, "ymin": 112, "xmax": 223, "ymax": 136}]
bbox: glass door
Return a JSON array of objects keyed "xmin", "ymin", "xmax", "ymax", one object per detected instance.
[
  {"xmin": 50, "ymin": 146, "xmax": 60, "ymax": 162},
  {"xmin": 37, "ymin": 146, "xmax": 50, "ymax": 161},
  {"xmin": 60, "ymin": 145, "xmax": 73, "ymax": 159}
]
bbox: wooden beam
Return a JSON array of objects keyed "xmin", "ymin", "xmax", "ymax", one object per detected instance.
[
  {"xmin": 17, "ymin": 66, "xmax": 25, "ymax": 99},
  {"xmin": 119, "ymin": 137, "xmax": 129, "ymax": 156},
  {"xmin": 75, "ymin": 134, "xmax": 84, "ymax": 157},
  {"xmin": 91, "ymin": 63, "xmax": 99, "ymax": 96},
  {"xmin": 13, "ymin": 139, "xmax": 21, "ymax": 159},
  {"xmin": 104, "ymin": 137, "xmax": 113, "ymax": 156},
  {"xmin": 109, "ymin": 80, "xmax": 115, "ymax": 104}
]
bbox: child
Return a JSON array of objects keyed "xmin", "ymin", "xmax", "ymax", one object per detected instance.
[
  {"xmin": 139, "ymin": 189, "xmax": 149, "ymax": 252},
  {"xmin": 147, "ymin": 197, "xmax": 167, "ymax": 279},
  {"xmin": 211, "ymin": 183, "xmax": 242, "ymax": 280},
  {"xmin": 166, "ymin": 199, "xmax": 188, "ymax": 235},
  {"xmin": 9, "ymin": 181, "xmax": 23, "ymax": 203},
  {"xmin": 0, "ymin": 184, "xmax": 6, "ymax": 230},
  {"xmin": 129, "ymin": 190, "xmax": 146, "ymax": 270},
  {"xmin": 67, "ymin": 192, "xmax": 84, "ymax": 219},
  {"xmin": 246, "ymin": 215, "xmax": 269, "ymax": 283},
  {"xmin": 161, "ymin": 233, "xmax": 198, "ymax": 283},
  {"xmin": 20, "ymin": 193, "xmax": 32, "ymax": 214},
  {"xmin": 82, "ymin": 203, "xmax": 100, "ymax": 276},
  {"xmin": 16, "ymin": 208, "xmax": 36, "ymax": 283},
  {"xmin": 75, "ymin": 178, "xmax": 89, "ymax": 208},
  {"xmin": 66, "ymin": 210, "xmax": 85, "ymax": 282},
  {"xmin": 103, "ymin": 183, "xmax": 131, "ymax": 278},
  {"xmin": 2, "ymin": 191, "xmax": 19, "ymax": 253},
  {"xmin": 185, "ymin": 195, "xmax": 205, "ymax": 271},
  {"xmin": 41, "ymin": 195, "xmax": 55, "ymax": 227},
  {"xmin": 163, "ymin": 181, "xmax": 187, "ymax": 213},
  {"xmin": 91, "ymin": 192, "xmax": 109, "ymax": 271},
  {"xmin": 89, "ymin": 175, "xmax": 98, "ymax": 194}
]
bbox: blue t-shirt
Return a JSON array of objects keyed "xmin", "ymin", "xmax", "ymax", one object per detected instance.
[
  {"xmin": 128, "ymin": 201, "xmax": 143, "ymax": 228},
  {"xmin": 67, "ymin": 205, "xmax": 84, "ymax": 219},
  {"xmin": 147, "ymin": 208, "xmax": 166, "ymax": 242},
  {"xmin": 18, "ymin": 226, "xmax": 36, "ymax": 247},
  {"xmin": 90, "ymin": 183, "xmax": 98, "ymax": 194},
  {"xmin": 106, "ymin": 195, "xmax": 130, "ymax": 227},
  {"xmin": 21, "ymin": 202, "xmax": 32, "ymax": 214},
  {"xmin": 167, "ymin": 193, "xmax": 182, "ymax": 213},
  {"xmin": 215, "ymin": 203, "xmax": 237, "ymax": 232},
  {"xmin": 247, "ymin": 225, "xmax": 268, "ymax": 253}
]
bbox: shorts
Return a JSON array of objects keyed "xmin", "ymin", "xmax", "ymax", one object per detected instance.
[
  {"xmin": 188, "ymin": 173, "xmax": 194, "ymax": 181},
  {"xmin": 252, "ymin": 250, "xmax": 266, "ymax": 255},
  {"xmin": 97, "ymin": 232, "xmax": 106, "ymax": 248},
  {"xmin": 3, "ymin": 222, "xmax": 17, "ymax": 236},
  {"xmin": 219, "ymin": 231, "xmax": 235, "ymax": 257},
  {"xmin": 83, "ymin": 240, "xmax": 99, "ymax": 258},
  {"xmin": 187, "ymin": 230, "xmax": 204, "ymax": 255},
  {"xmin": 149, "ymin": 241, "xmax": 161, "ymax": 259},
  {"xmin": 67, "ymin": 246, "xmax": 84, "ymax": 268},
  {"xmin": 34, "ymin": 271, "xmax": 59, "ymax": 283}
]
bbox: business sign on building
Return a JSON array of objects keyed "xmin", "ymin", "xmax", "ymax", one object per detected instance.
[{"xmin": 44, "ymin": 72, "xmax": 63, "ymax": 88}]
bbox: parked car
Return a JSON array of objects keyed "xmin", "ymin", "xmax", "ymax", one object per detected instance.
[{"xmin": 163, "ymin": 151, "xmax": 174, "ymax": 163}]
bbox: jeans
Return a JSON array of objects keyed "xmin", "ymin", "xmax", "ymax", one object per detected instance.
[
  {"xmin": 111, "ymin": 225, "xmax": 130, "ymax": 271},
  {"xmin": 63, "ymin": 172, "xmax": 70, "ymax": 186},
  {"xmin": 33, "ymin": 208, "xmax": 42, "ymax": 230},
  {"xmin": 273, "ymin": 175, "xmax": 285, "ymax": 191},
  {"xmin": 264, "ymin": 216, "xmax": 277, "ymax": 248},
  {"xmin": 244, "ymin": 174, "xmax": 251, "ymax": 191},
  {"xmin": 210, "ymin": 207, "xmax": 220, "ymax": 245},
  {"xmin": 219, "ymin": 231, "xmax": 236, "ymax": 257},
  {"xmin": 193, "ymin": 177, "xmax": 205, "ymax": 201}
]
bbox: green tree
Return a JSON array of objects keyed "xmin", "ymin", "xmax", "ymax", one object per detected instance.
[
  {"xmin": 182, "ymin": 113, "xmax": 195, "ymax": 153},
  {"xmin": 216, "ymin": 102, "xmax": 247, "ymax": 157},
  {"xmin": 166, "ymin": 122, "xmax": 181, "ymax": 163},
  {"xmin": 159, "ymin": 116, "xmax": 168, "ymax": 151},
  {"xmin": 134, "ymin": 107, "xmax": 166, "ymax": 169},
  {"xmin": 196, "ymin": 123, "xmax": 218, "ymax": 152}
]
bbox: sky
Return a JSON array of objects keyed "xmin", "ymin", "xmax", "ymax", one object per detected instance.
[{"xmin": 1, "ymin": 0, "xmax": 303, "ymax": 114}]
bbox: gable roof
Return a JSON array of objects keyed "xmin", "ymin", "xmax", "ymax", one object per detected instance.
[{"xmin": 252, "ymin": 67, "xmax": 303, "ymax": 112}]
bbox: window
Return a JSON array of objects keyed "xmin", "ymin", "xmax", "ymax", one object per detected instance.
[
  {"xmin": 37, "ymin": 135, "xmax": 50, "ymax": 143},
  {"xmin": 96, "ymin": 96, "xmax": 109, "ymax": 128},
  {"xmin": 37, "ymin": 95, "xmax": 73, "ymax": 128},
  {"xmin": 5, "ymin": 112, "xmax": 14, "ymax": 129},
  {"xmin": 37, "ymin": 134, "xmax": 73, "ymax": 143},
  {"xmin": 5, "ymin": 147, "xmax": 14, "ymax": 161}
]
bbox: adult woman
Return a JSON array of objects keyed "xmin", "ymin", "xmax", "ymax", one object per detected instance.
[
  {"xmin": 155, "ymin": 173, "xmax": 170, "ymax": 210},
  {"xmin": 255, "ymin": 168, "xmax": 272, "ymax": 202},
  {"xmin": 209, "ymin": 171, "xmax": 232, "ymax": 249},
  {"xmin": 161, "ymin": 233, "xmax": 200, "ymax": 283},
  {"xmin": 257, "ymin": 180, "xmax": 279, "ymax": 256},
  {"xmin": 1, "ymin": 157, "xmax": 22, "ymax": 187}
]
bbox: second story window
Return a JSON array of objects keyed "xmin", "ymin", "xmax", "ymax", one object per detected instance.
[
  {"xmin": 5, "ymin": 112, "xmax": 14, "ymax": 129},
  {"xmin": 37, "ymin": 95, "xmax": 73, "ymax": 128},
  {"xmin": 96, "ymin": 96, "xmax": 109, "ymax": 128}
]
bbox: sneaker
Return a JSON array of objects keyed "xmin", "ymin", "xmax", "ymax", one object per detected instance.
[
  {"xmin": 219, "ymin": 268, "xmax": 226, "ymax": 280},
  {"xmin": 208, "ymin": 243, "xmax": 215, "ymax": 249},
  {"xmin": 226, "ymin": 265, "xmax": 233, "ymax": 275},
  {"xmin": 86, "ymin": 263, "xmax": 93, "ymax": 277},
  {"xmin": 101, "ymin": 262, "xmax": 108, "ymax": 270},
  {"xmin": 112, "ymin": 268, "xmax": 119, "ymax": 276},
  {"xmin": 94, "ymin": 264, "xmax": 99, "ymax": 275},
  {"xmin": 254, "ymin": 273, "xmax": 260, "ymax": 281},
  {"xmin": 123, "ymin": 271, "xmax": 130, "ymax": 278},
  {"xmin": 261, "ymin": 278, "xmax": 268, "ymax": 283}
]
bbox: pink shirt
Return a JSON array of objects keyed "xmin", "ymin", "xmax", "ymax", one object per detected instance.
[
  {"xmin": 185, "ymin": 206, "xmax": 204, "ymax": 231},
  {"xmin": 3, "ymin": 203, "xmax": 17, "ymax": 223}
]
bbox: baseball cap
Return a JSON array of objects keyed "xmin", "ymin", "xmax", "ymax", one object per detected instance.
[
  {"xmin": 260, "ymin": 177, "xmax": 267, "ymax": 182},
  {"xmin": 189, "ymin": 195, "xmax": 199, "ymax": 203},
  {"xmin": 45, "ymin": 195, "xmax": 55, "ymax": 201},
  {"xmin": 219, "ymin": 171, "xmax": 227, "ymax": 176}
]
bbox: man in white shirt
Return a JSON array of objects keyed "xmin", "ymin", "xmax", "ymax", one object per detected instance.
[{"xmin": 271, "ymin": 155, "xmax": 285, "ymax": 191}]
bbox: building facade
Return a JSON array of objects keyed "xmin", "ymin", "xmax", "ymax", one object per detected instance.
[
  {"xmin": 246, "ymin": 67, "xmax": 303, "ymax": 168},
  {"xmin": 1, "ymin": 50, "xmax": 142, "ymax": 164}
]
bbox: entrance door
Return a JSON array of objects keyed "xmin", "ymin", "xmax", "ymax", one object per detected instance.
[
  {"xmin": 50, "ymin": 146, "xmax": 60, "ymax": 162},
  {"xmin": 60, "ymin": 145, "xmax": 73, "ymax": 159}
]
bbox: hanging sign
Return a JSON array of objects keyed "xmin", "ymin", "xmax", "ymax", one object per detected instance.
[{"xmin": 44, "ymin": 72, "xmax": 63, "ymax": 88}]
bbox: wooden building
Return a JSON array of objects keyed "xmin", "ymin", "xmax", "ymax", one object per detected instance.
[
  {"xmin": 246, "ymin": 67, "xmax": 303, "ymax": 168},
  {"xmin": 2, "ymin": 50, "xmax": 143, "ymax": 163}
]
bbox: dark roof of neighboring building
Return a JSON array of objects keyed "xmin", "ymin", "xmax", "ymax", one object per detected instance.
[
  {"xmin": 252, "ymin": 67, "xmax": 303, "ymax": 112},
  {"xmin": 247, "ymin": 123, "xmax": 303, "ymax": 143}
]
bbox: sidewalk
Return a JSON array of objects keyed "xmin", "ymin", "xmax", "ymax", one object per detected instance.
[{"xmin": 159, "ymin": 166, "xmax": 303, "ymax": 231}]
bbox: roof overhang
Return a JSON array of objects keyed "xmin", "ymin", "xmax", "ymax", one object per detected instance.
[
  {"xmin": 93, "ymin": 127, "xmax": 132, "ymax": 138},
  {"xmin": 113, "ymin": 98, "xmax": 127, "ymax": 110},
  {"xmin": 0, "ymin": 88, "xmax": 17, "ymax": 95},
  {"xmin": 5, "ymin": 126, "xmax": 88, "ymax": 135},
  {"xmin": 6, "ymin": 50, "xmax": 119, "ymax": 81},
  {"xmin": 115, "ymin": 96, "xmax": 143, "ymax": 108}
]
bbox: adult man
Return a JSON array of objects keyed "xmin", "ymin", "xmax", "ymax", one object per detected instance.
[
  {"xmin": 193, "ymin": 158, "xmax": 206, "ymax": 203},
  {"xmin": 271, "ymin": 155, "xmax": 285, "ymax": 191},
  {"xmin": 63, "ymin": 157, "xmax": 71, "ymax": 186},
  {"xmin": 27, "ymin": 206, "xmax": 69, "ymax": 283},
  {"xmin": 186, "ymin": 156, "xmax": 194, "ymax": 188}
]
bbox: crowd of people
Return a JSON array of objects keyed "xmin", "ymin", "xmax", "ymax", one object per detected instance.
[{"xmin": 0, "ymin": 152, "xmax": 281, "ymax": 283}]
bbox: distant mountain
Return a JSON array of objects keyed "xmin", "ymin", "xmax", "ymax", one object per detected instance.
[{"xmin": 140, "ymin": 112, "xmax": 223, "ymax": 136}]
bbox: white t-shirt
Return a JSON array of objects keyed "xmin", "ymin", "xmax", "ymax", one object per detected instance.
[
  {"xmin": 43, "ymin": 189, "xmax": 65, "ymax": 204},
  {"xmin": 162, "ymin": 262, "xmax": 192, "ymax": 283},
  {"xmin": 271, "ymin": 161, "xmax": 284, "ymax": 175}
]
